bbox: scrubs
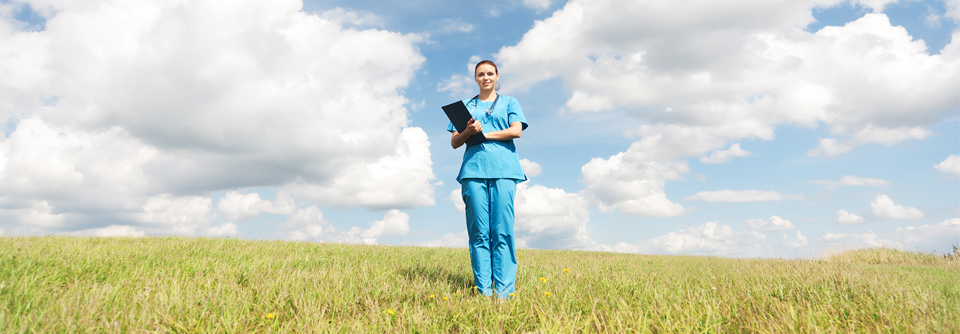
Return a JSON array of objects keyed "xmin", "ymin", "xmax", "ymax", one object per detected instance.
[{"xmin": 448, "ymin": 94, "xmax": 528, "ymax": 299}]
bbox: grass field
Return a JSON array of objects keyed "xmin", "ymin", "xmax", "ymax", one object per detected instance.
[{"xmin": 0, "ymin": 237, "xmax": 957, "ymax": 333}]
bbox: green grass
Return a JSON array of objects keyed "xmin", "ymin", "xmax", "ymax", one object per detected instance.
[{"xmin": 0, "ymin": 237, "xmax": 957, "ymax": 333}]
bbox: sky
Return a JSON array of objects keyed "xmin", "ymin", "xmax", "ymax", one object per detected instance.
[{"xmin": 0, "ymin": 0, "xmax": 957, "ymax": 258}]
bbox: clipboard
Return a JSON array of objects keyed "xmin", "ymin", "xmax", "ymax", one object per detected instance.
[{"xmin": 442, "ymin": 100, "xmax": 488, "ymax": 146}]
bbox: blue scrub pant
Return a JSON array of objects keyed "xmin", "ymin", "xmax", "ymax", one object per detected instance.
[{"xmin": 461, "ymin": 178, "xmax": 517, "ymax": 299}]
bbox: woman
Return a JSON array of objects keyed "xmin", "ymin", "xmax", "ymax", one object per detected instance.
[{"xmin": 448, "ymin": 60, "xmax": 528, "ymax": 300}]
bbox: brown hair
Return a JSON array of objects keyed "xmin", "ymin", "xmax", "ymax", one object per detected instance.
[
  {"xmin": 474, "ymin": 60, "xmax": 501, "ymax": 91},
  {"xmin": 474, "ymin": 60, "xmax": 498, "ymax": 74}
]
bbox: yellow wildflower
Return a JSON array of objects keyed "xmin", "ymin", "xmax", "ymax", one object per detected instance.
[
  {"xmin": 563, "ymin": 268, "xmax": 570, "ymax": 273},
  {"xmin": 509, "ymin": 293, "xmax": 515, "ymax": 297},
  {"xmin": 265, "ymin": 313, "xmax": 275, "ymax": 319},
  {"xmin": 386, "ymin": 309, "xmax": 395, "ymax": 315},
  {"xmin": 539, "ymin": 277, "xmax": 548, "ymax": 282},
  {"xmin": 429, "ymin": 294, "xmax": 435, "ymax": 299},
  {"xmin": 544, "ymin": 292, "xmax": 552, "ymax": 297},
  {"xmin": 443, "ymin": 296, "xmax": 448, "ymax": 301}
]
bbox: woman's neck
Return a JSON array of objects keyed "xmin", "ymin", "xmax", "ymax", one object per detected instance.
[{"xmin": 478, "ymin": 89, "xmax": 497, "ymax": 102}]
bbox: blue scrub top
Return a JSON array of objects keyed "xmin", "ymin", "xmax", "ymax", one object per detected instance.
[{"xmin": 447, "ymin": 95, "xmax": 528, "ymax": 183}]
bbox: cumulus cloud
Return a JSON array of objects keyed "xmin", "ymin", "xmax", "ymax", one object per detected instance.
[
  {"xmin": 319, "ymin": 7, "xmax": 384, "ymax": 27},
  {"xmin": 934, "ymin": 155, "xmax": 960, "ymax": 176},
  {"xmin": 818, "ymin": 231, "xmax": 901, "ymax": 250},
  {"xmin": 808, "ymin": 127, "xmax": 933, "ymax": 157},
  {"xmin": 217, "ymin": 191, "xmax": 296, "ymax": 221},
  {"xmin": 808, "ymin": 175, "xmax": 890, "ymax": 189},
  {"xmin": 447, "ymin": 179, "xmax": 592, "ymax": 249},
  {"xmin": 138, "ymin": 194, "xmax": 213, "ymax": 235},
  {"xmin": 514, "ymin": 182, "xmax": 592, "ymax": 249},
  {"xmin": 206, "ymin": 223, "xmax": 239, "ymax": 237},
  {"xmin": 700, "ymin": 143, "xmax": 752, "ymax": 164},
  {"xmin": 280, "ymin": 206, "xmax": 331, "ymax": 241},
  {"xmin": 602, "ymin": 222, "xmax": 769, "ymax": 257},
  {"xmin": 67, "ymin": 225, "xmax": 146, "ymax": 237},
  {"xmin": 684, "ymin": 190, "xmax": 803, "ymax": 203},
  {"xmin": 437, "ymin": 74, "xmax": 475, "ymax": 97},
  {"xmin": 581, "ymin": 152, "xmax": 688, "ymax": 217},
  {"xmin": 329, "ymin": 209, "xmax": 410, "ymax": 245},
  {"xmin": 894, "ymin": 218, "xmax": 960, "ymax": 249},
  {"xmin": 0, "ymin": 0, "xmax": 434, "ymax": 234},
  {"xmin": 519, "ymin": 158, "xmax": 542, "ymax": 178},
  {"xmin": 437, "ymin": 18, "xmax": 476, "ymax": 33},
  {"xmin": 19, "ymin": 201, "xmax": 65, "ymax": 227},
  {"xmin": 419, "ymin": 230, "xmax": 469, "ymax": 248},
  {"xmin": 836, "ymin": 209, "xmax": 865, "ymax": 224},
  {"xmin": 449, "ymin": 188, "xmax": 466, "ymax": 213},
  {"xmin": 522, "ymin": 0, "xmax": 553, "ymax": 11},
  {"xmin": 496, "ymin": 0, "xmax": 957, "ymax": 165},
  {"xmin": 781, "ymin": 230, "xmax": 808, "ymax": 248},
  {"xmin": 870, "ymin": 195, "xmax": 924, "ymax": 220},
  {"xmin": 744, "ymin": 216, "xmax": 796, "ymax": 231}
]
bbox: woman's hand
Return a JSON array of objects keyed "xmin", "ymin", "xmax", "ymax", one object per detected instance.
[
  {"xmin": 463, "ymin": 118, "xmax": 482, "ymax": 135},
  {"xmin": 451, "ymin": 118, "xmax": 483, "ymax": 149}
]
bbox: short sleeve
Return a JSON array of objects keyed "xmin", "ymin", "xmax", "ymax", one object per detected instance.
[
  {"xmin": 447, "ymin": 121, "xmax": 456, "ymax": 133},
  {"xmin": 507, "ymin": 97, "xmax": 528, "ymax": 130}
]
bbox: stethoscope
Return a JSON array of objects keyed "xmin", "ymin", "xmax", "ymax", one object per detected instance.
[{"xmin": 468, "ymin": 94, "xmax": 500, "ymax": 117}]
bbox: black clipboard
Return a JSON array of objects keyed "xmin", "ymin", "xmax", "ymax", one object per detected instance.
[{"xmin": 442, "ymin": 100, "xmax": 487, "ymax": 146}]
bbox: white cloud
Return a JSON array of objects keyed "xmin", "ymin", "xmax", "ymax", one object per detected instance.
[
  {"xmin": 206, "ymin": 223, "xmax": 239, "ymax": 237},
  {"xmin": 438, "ymin": 18, "xmax": 476, "ymax": 33},
  {"xmin": 519, "ymin": 158, "xmax": 542, "ymax": 178},
  {"xmin": 514, "ymin": 182, "xmax": 592, "ymax": 249},
  {"xmin": 700, "ymin": 143, "xmax": 752, "ymax": 164},
  {"xmin": 497, "ymin": 0, "xmax": 957, "ymax": 161},
  {"xmin": 329, "ymin": 209, "xmax": 410, "ymax": 245},
  {"xmin": 447, "ymin": 181, "xmax": 592, "ymax": 249},
  {"xmin": 781, "ymin": 230, "xmax": 808, "ymax": 248},
  {"xmin": 809, "ymin": 175, "xmax": 890, "ymax": 189},
  {"xmin": 870, "ymin": 195, "xmax": 924, "ymax": 220},
  {"xmin": 934, "ymin": 155, "xmax": 960, "ymax": 176},
  {"xmin": 319, "ymin": 7, "xmax": 384, "ymax": 27},
  {"xmin": 605, "ymin": 221, "xmax": 769, "ymax": 257},
  {"xmin": 807, "ymin": 138, "xmax": 854, "ymax": 157},
  {"xmin": 280, "ymin": 127, "xmax": 437, "ymax": 210},
  {"xmin": 580, "ymin": 152, "xmax": 687, "ymax": 217},
  {"xmin": 281, "ymin": 206, "xmax": 330, "ymax": 241},
  {"xmin": 745, "ymin": 216, "xmax": 796, "ymax": 231},
  {"xmin": 522, "ymin": 0, "xmax": 553, "ymax": 11},
  {"xmin": 217, "ymin": 192, "xmax": 266, "ymax": 222},
  {"xmin": 217, "ymin": 191, "xmax": 296, "ymax": 221},
  {"xmin": 818, "ymin": 231, "xmax": 902, "ymax": 250},
  {"xmin": 20, "ymin": 201, "xmax": 65, "ymax": 227},
  {"xmin": 835, "ymin": 175, "xmax": 889, "ymax": 186},
  {"xmin": 684, "ymin": 190, "xmax": 803, "ymax": 203},
  {"xmin": 419, "ymin": 230, "xmax": 469, "ymax": 248},
  {"xmin": 809, "ymin": 127, "xmax": 933, "ymax": 157},
  {"xmin": 893, "ymin": 218, "xmax": 960, "ymax": 249},
  {"xmin": 836, "ymin": 209, "xmax": 865, "ymax": 224},
  {"xmin": 138, "ymin": 194, "xmax": 213, "ymax": 236},
  {"xmin": 0, "ymin": 0, "xmax": 434, "ymax": 233},
  {"xmin": 449, "ymin": 188, "xmax": 465, "ymax": 213},
  {"xmin": 437, "ymin": 74, "xmax": 475, "ymax": 97},
  {"xmin": 67, "ymin": 225, "xmax": 146, "ymax": 237},
  {"xmin": 947, "ymin": 0, "xmax": 960, "ymax": 21}
]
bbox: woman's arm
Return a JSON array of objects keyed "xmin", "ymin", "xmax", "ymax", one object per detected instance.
[
  {"xmin": 481, "ymin": 122, "xmax": 523, "ymax": 141},
  {"xmin": 451, "ymin": 118, "xmax": 483, "ymax": 149}
]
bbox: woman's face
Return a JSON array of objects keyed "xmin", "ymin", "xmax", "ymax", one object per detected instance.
[{"xmin": 475, "ymin": 64, "xmax": 498, "ymax": 91}]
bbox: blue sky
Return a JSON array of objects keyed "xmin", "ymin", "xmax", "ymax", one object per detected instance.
[{"xmin": 0, "ymin": 0, "xmax": 957, "ymax": 257}]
